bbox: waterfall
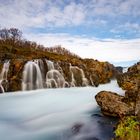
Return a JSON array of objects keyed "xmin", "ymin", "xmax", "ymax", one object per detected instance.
[
  {"xmin": 0, "ymin": 60, "xmax": 10, "ymax": 93},
  {"xmin": 123, "ymin": 67, "xmax": 128, "ymax": 73},
  {"xmin": 79, "ymin": 68, "xmax": 89, "ymax": 86},
  {"xmin": 70, "ymin": 64, "xmax": 76, "ymax": 87},
  {"xmin": 22, "ymin": 60, "xmax": 43, "ymax": 91},
  {"xmin": 22, "ymin": 59, "xmax": 89, "ymax": 91},
  {"xmin": 35, "ymin": 59, "xmax": 45, "ymax": 79},
  {"xmin": 90, "ymin": 75, "xmax": 94, "ymax": 86},
  {"xmin": 70, "ymin": 64, "xmax": 88, "ymax": 87},
  {"xmin": 46, "ymin": 70, "xmax": 65, "ymax": 88},
  {"xmin": 46, "ymin": 60, "xmax": 66, "ymax": 88},
  {"xmin": 46, "ymin": 60, "xmax": 54, "ymax": 71}
]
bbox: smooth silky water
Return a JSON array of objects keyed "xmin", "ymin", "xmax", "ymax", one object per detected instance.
[{"xmin": 0, "ymin": 80, "xmax": 124, "ymax": 140}]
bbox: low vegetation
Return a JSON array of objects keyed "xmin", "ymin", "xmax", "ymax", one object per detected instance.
[
  {"xmin": 0, "ymin": 28, "xmax": 81, "ymax": 63},
  {"xmin": 114, "ymin": 116, "xmax": 140, "ymax": 140}
]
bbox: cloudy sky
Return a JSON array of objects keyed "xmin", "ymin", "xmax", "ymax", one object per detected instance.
[{"xmin": 0, "ymin": 0, "xmax": 140, "ymax": 66}]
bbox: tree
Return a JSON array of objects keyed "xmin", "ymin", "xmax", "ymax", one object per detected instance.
[
  {"xmin": 9, "ymin": 28, "xmax": 22, "ymax": 40},
  {"xmin": 0, "ymin": 28, "xmax": 22, "ymax": 41},
  {"xmin": 0, "ymin": 28, "xmax": 9, "ymax": 40}
]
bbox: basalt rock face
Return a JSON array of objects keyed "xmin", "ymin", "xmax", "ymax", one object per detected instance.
[
  {"xmin": 95, "ymin": 91, "xmax": 135, "ymax": 117},
  {"xmin": 0, "ymin": 58, "xmax": 118, "ymax": 92}
]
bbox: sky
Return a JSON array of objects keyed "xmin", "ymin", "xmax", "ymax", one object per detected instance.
[{"xmin": 0, "ymin": 0, "xmax": 140, "ymax": 66}]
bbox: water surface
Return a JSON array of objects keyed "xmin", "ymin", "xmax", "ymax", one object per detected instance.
[{"xmin": 0, "ymin": 80, "xmax": 124, "ymax": 140}]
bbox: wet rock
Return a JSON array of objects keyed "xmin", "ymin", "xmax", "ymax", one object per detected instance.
[
  {"xmin": 71, "ymin": 123, "xmax": 83, "ymax": 134},
  {"xmin": 83, "ymin": 137, "xmax": 99, "ymax": 140},
  {"xmin": 91, "ymin": 113, "xmax": 103, "ymax": 118},
  {"xmin": 95, "ymin": 91, "xmax": 135, "ymax": 117}
]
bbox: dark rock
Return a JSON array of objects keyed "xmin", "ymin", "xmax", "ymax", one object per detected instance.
[
  {"xmin": 71, "ymin": 123, "xmax": 83, "ymax": 134},
  {"xmin": 91, "ymin": 113, "xmax": 103, "ymax": 118},
  {"xmin": 115, "ymin": 66, "xmax": 123, "ymax": 73},
  {"xmin": 84, "ymin": 137, "xmax": 99, "ymax": 140}
]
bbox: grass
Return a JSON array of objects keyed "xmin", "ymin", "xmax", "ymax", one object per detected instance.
[{"xmin": 114, "ymin": 116, "xmax": 140, "ymax": 140}]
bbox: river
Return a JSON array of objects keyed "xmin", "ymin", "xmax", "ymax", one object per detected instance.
[{"xmin": 0, "ymin": 80, "xmax": 124, "ymax": 140}]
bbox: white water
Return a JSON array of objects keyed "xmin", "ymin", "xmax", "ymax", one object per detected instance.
[
  {"xmin": 0, "ymin": 60, "xmax": 10, "ymax": 92},
  {"xmin": 22, "ymin": 59, "xmax": 90, "ymax": 91},
  {"xmin": 0, "ymin": 80, "xmax": 124, "ymax": 140},
  {"xmin": 80, "ymin": 68, "xmax": 89, "ymax": 86},
  {"xmin": 46, "ymin": 60, "xmax": 66, "ymax": 88},
  {"xmin": 46, "ymin": 70, "xmax": 65, "ymax": 88},
  {"xmin": 22, "ymin": 61, "xmax": 43, "ymax": 90},
  {"xmin": 46, "ymin": 60, "xmax": 54, "ymax": 71},
  {"xmin": 70, "ymin": 65, "xmax": 88, "ymax": 87},
  {"xmin": 123, "ymin": 67, "xmax": 128, "ymax": 73}
]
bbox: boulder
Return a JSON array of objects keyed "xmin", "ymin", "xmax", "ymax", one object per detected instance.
[{"xmin": 95, "ymin": 91, "xmax": 135, "ymax": 117}]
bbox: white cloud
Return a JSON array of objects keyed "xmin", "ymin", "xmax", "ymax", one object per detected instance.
[
  {"xmin": 45, "ymin": 2, "xmax": 86, "ymax": 27},
  {"xmin": 25, "ymin": 33, "xmax": 140, "ymax": 63},
  {"xmin": 0, "ymin": 0, "xmax": 86, "ymax": 29},
  {"xmin": 110, "ymin": 22, "xmax": 140, "ymax": 34},
  {"xmin": 1, "ymin": 0, "xmax": 140, "ymax": 29}
]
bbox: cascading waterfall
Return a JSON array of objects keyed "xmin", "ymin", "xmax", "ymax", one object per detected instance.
[
  {"xmin": 46, "ymin": 60, "xmax": 66, "ymax": 88},
  {"xmin": 46, "ymin": 70, "xmax": 65, "ymax": 88},
  {"xmin": 22, "ymin": 59, "xmax": 89, "ymax": 91},
  {"xmin": 79, "ymin": 68, "xmax": 89, "ymax": 86},
  {"xmin": 70, "ymin": 64, "xmax": 88, "ymax": 87},
  {"xmin": 22, "ymin": 60, "xmax": 43, "ymax": 91},
  {"xmin": 123, "ymin": 67, "xmax": 128, "ymax": 73},
  {"xmin": 35, "ymin": 59, "xmax": 45, "ymax": 81},
  {"xmin": 55, "ymin": 62, "xmax": 64, "ymax": 74},
  {"xmin": 46, "ymin": 60, "xmax": 54, "ymax": 71},
  {"xmin": 69, "ymin": 64, "xmax": 76, "ymax": 87},
  {"xmin": 0, "ymin": 60, "xmax": 10, "ymax": 93},
  {"xmin": 90, "ymin": 75, "xmax": 94, "ymax": 86}
]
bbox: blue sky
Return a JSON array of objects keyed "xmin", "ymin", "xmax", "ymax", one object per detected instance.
[{"xmin": 0, "ymin": 0, "xmax": 140, "ymax": 65}]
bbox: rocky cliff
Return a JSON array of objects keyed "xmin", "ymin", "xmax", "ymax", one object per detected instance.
[
  {"xmin": 96, "ymin": 61, "xmax": 140, "ymax": 117},
  {"xmin": 0, "ymin": 32, "xmax": 118, "ymax": 92}
]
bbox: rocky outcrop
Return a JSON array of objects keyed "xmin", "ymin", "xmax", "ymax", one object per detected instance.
[
  {"xmin": 95, "ymin": 91, "xmax": 134, "ymax": 117},
  {"xmin": 0, "ymin": 58, "xmax": 119, "ymax": 92},
  {"xmin": 96, "ymin": 62, "xmax": 140, "ymax": 118},
  {"xmin": 0, "ymin": 30, "xmax": 120, "ymax": 92},
  {"xmin": 117, "ymin": 62, "xmax": 140, "ymax": 117},
  {"xmin": 117, "ymin": 62, "xmax": 140, "ymax": 91}
]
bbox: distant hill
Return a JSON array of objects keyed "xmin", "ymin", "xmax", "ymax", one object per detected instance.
[{"xmin": 113, "ymin": 60, "xmax": 139, "ymax": 67}]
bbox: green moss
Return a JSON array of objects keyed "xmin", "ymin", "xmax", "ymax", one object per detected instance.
[{"xmin": 114, "ymin": 116, "xmax": 140, "ymax": 140}]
